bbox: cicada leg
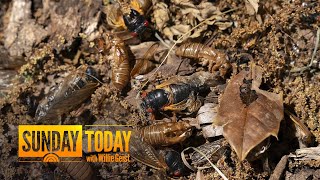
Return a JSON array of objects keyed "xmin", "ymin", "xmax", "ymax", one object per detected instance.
[
  {"xmin": 165, "ymin": 133, "xmax": 189, "ymax": 145},
  {"xmin": 70, "ymin": 102, "xmax": 90, "ymax": 117},
  {"xmin": 219, "ymin": 62, "xmax": 231, "ymax": 76},
  {"xmin": 163, "ymin": 122, "xmax": 193, "ymax": 145},
  {"xmin": 211, "ymin": 59, "xmax": 224, "ymax": 72},
  {"xmin": 187, "ymin": 96, "xmax": 202, "ymax": 114}
]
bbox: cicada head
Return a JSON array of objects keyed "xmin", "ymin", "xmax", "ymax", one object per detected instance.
[
  {"xmin": 123, "ymin": 9, "xmax": 149, "ymax": 36},
  {"xmin": 164, "ymin": 150, "xmax": 188, "ymax": 177}
]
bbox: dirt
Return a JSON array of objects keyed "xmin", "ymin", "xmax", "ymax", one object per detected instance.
[{"xmin": 0, "ymin": 0, "xmax": 320, "ymax": 179}]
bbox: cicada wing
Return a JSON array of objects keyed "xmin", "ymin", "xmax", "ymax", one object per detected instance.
[
  {"xmin": 129, "ymin": 131, "xmax": 168, "ymax": 170},
  {"xmin": 35, "ymin": 81, "xmax": 99, "ymax": 124},
  {"xmin": 155, "ymin": 76, "xmax": 189, "ymax": 89},
  {"xmin": 0, "ymin": 70, "xmax": 18, "ymax": 91}
]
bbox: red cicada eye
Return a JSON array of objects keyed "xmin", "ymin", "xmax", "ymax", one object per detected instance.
[
  {"xmin": 173, "ymin": 170, "xmax": 181, "ymax": 177},
  {"xmin": 146, "ymin": 108, "xmax": 153, "ymax": 113},
  {"xmin": 143, "ymin": 20, "xmax": 149, "ymax": 27},
  {"xmin": 141, "ymin": 91, "xmax": 148, "ymax": 98},
  {"xmin": 131, "ymin": 32, "xmax": 138, "ymax": 37}
]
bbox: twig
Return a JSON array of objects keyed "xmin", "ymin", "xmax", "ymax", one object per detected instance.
[
  {"xmin": 155, "ymin": 32, "xmax": 171, "ymax": 49},
  {"xmin": 269, "ymin": 155, "xmax": 288, "ymax": 180},
  {"xmin": 284, "ymin": 109, "xmax": 312, "ymax": 146}
]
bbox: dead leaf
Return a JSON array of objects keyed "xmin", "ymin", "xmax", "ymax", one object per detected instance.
[
  {"xmin": 130, "ymin": 43, "xmax": 159, "ymax": 77},
  {"xmin": 214, "ymin": 22, "xmax": 233, "ymax": 30},
  {"xmin": 196, "ymin": 169, "xmax": 205, "ymax": 180},
  {"xmin": 172, "ymin": 0, "xmax": 196, "ymax": 8},
  {"xmin": 195, "ymin": 103, "xmax": 223, "ymax": 138},
  {"xmin": 289, "ymin": 147, "xmax": 320, "ymax": 161},
  {"xmin": 153, "ymin": 2, "xmax": 170, "ymax": 30},
  {"xmin": 214, "ymin": 65, "xmax": 283, "ymax": 160},
  {"xmin": 159, "ymin": 1, "xmax": 232, "ymax": 42},
  {"xmin": 245, "ymin": 0, "xmax": 259, "ymax": 15},
  {"xmin": 198, "ymin": 2, "xmax": 219, "ymax": 19},
  {"xmin": 197, "ymin": 103, "xmax": 218, "ymax": 125},
  {"xmin": 163, "ymin": 24, "xmax": 191, "ymax": 42}
]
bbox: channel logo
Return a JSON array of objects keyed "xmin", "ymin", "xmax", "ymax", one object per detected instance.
[
  {"xmin": 18, "ymin": 125, "xmax": 132, "ymax": 163},
  {"xmin": 18, "ymin": 125, "xmax": 82, "ymax": 162}
]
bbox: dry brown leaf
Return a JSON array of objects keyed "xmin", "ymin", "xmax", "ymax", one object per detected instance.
[
  {"xmin": 189, "ymin": 24, "xmax": 208, "ymax": 38},
  {"xmin": 245, "ymin": 0, "xmax": 259, "ymax": 15},
  {"xmin": 153, "ymin": 2, "xmax": 170, "ymax": 30},
  {"xmin": 198, "ymin": 2, "xmax": 219, "ymax": 19},
  {"xmin": 172, "ymin": 0, "xmax": 196, "ymax": 8},
  {"xmin": 104, "ymin": 3, "xmax": 125, "ymax": 30},
  {"xmin": 196, "ymin": 169, "xmax": 205, "ymax": 180},
  {"xmin": 180, "ymin": 8, "xmax": 201, "ymax": 19},
  {"xmin": 214, "ymin": 65, "xmax": 283, "ymax": 161},
  {"xmin": 163, "ymin": 24, "xmax": 191, "ymax": 42},
  {"xmin": 159, "ymin": 1, "xmax": 232, "ymax": 41},
  {"xmin": 130, "ymin": 42, "xmax": 159, "ymax": 77},
  {"xmin": 214, "ymin": 22, "xmax": 233, "ymax": 30}
]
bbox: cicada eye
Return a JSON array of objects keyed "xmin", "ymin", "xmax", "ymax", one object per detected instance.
[
  {"xmin": 173, "ymin": 170, "xmax": 181, "ymax": 177},
  {"xmin": 141, "ymin": 91, "xmax": 148, "ymax": 98},
  {"xmin": 143, "ymin": 20, "xmax": 149, "ymax": 27},
  {"xmin": 131, "ymin": 32, "xmax": 138, "ymax": 37}
]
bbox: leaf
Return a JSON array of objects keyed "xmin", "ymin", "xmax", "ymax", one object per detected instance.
[
  {"xmin": 196, "ymin": 169, "xmax": 205, "ymax": 180},
  {"xmin": 153, "ymin": 2, "xmax": 170, "ymax": 30},
  {"xmin": 245, "ymin": 0, "xmax": 259, "ymax": 15},
  {"xmin": 214, "ymin": 65, "xmax": 283, "ymax": 161},
  {"xmin": 163, "ymin": 24, "xmax": 191, "ymax": 42},
  {"xmin": 198, "ymin": 2, "xmax": 219, "ymax": 19},
  {"xmin": 195, "ymin": 103, "xmax": 223, "ymax": 138}
]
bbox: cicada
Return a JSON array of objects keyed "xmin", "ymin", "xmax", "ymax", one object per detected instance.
[
  {"xmin": 140, "ymin": 72, "xmax": 218, "ymax": 117},
  {"xmin": 35, "ymin": 66, "xmax": 100, "ymax": 124},
  {"xmin": 175, "ymin": 43, "xmax": 231, "ymax": 76},
  {"xmin": 138, "ymin": 121, "xmax": 193, "ymax": 146}
]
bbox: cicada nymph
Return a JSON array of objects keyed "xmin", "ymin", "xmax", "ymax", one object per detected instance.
[
  {"xmin": 56, "ymin": 157, "xmax": 95, "ymax": 180},
  {"xmin": 175, "ymin": 43, "xmax": 231, "ymax": 76},
  {"xmin": 138, "ymin": 121, "xmax": 193, "ymax": 146},
  {"xmin": 109, "ymin": 35, "xmax": 131, "ymax": 90}
]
